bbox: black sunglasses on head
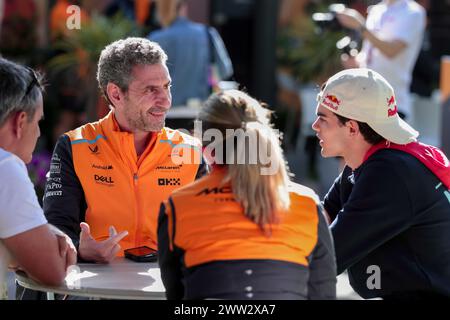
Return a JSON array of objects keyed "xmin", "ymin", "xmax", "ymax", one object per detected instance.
[{"xmin": 21, "ymin": 67, "xmax": 40, "ymax": 101}]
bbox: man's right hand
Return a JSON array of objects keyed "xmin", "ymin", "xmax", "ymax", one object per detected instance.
[{"xmin": 78, "ymin": 222, "xmax": 128, "ymax": 263}]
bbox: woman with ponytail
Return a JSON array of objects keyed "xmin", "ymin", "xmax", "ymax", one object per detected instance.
[{"xmin": 157, "ymin": 90, "xmax": 336, "ymax": 300}]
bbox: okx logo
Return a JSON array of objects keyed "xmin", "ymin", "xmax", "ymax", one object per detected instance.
[{"xmin": 158, "ymin": 178, "xmax": 181, "ymax": 186}]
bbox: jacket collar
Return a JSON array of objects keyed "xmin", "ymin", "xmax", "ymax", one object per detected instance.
[{"xmin": 99, "ymin": 111, "xmax": 163, "ymax": 169}]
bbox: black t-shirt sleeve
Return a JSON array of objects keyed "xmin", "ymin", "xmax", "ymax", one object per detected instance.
[
  {"xmin": 43, "ymin": 135, "xmax": 86, "ymax": 248},
  {"xmin": 330, "ymin": 161, "xmax": 413, "ymax": 274}
]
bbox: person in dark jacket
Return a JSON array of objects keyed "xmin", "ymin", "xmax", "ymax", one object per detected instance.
[
  {"xmin": 312, "ymin": 68, "xmax": 450, "ymax": 299},
  {"xmin": 158, "ymin": 89, "xmax": 337, "ymax": 300}
]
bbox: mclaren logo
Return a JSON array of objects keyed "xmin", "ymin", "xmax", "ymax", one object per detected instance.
[
  {"xmin": 196, "ymin": 186, "xmax": 232, "ymax": 196},
  {"xmin": 89, "ymin": 145, "xmax": 99, "ymax": 154},
  {"xmin": 158, "ymin": 178, "xmax": 181, "ymax": 186},
  {"xmin": 156, "ymin": 165, "xmax": 183, "ymax": 171}
]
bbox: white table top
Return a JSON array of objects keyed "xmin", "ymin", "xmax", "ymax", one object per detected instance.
[{"xmin": 15, "ymin": 258, "xmax": 166, "ymax": 300}]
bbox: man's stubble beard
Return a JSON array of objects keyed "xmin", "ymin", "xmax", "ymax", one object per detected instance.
[
  {"xmin": 124, "ymin": 99, "xmax": 166, "ymax": 133},
  {"xmin": 134, "ymin": 110, "xmax": 166, "ymax": 132}
]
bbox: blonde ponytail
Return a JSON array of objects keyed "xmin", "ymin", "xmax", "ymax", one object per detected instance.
[{"xmin": 198, "ymin": 90, "xmax": 291, "ymax": 235}]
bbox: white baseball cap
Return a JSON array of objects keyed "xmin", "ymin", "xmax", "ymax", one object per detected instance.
[{"xmin": 317, "ymin": 68, "xmax": 419, "ymax": 145}]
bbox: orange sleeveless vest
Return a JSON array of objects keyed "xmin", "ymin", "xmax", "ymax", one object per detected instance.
[{"xmin": 165, "ymin": 169, "xmax": 320, "ymax": 267}]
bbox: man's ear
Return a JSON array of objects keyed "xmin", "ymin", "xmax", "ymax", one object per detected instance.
[
  {"xmin": 106, "ymin": 83, "xmax": 123, "ymax": 108},
  {"xmin": 12, "ymin": 111, "xmax": 28, "ymax": 139},
  {"xmin": 346, "ymin": 120, "xmax": 360, "ymax": 136}
]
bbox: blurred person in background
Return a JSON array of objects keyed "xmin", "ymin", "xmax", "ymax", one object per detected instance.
[
  {"xmin": 0, "ymin": 0, "xmax": 46, "ymax": 62},
  {"xmin": 149, "ymin": 0, "xmax": 233, "ymax": 107},
  {"xmin": 337, "ymin": 0, "xmax": 426, "ymax": 122}
]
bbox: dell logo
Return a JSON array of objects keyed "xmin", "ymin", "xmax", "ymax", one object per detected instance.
[{"xmin": 94, "ymin": 174, "xmax": 114, "ymax": 184}]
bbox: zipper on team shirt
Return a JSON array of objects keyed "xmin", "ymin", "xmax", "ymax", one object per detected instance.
[{"xmin": 133, "ymin": 172, "xmax": 141, "ymax": 246}]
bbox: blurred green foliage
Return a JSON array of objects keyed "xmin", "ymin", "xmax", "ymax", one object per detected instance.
[{"xmin": 276, "ymin": 4, "xmax": 344, "ymax": 85}]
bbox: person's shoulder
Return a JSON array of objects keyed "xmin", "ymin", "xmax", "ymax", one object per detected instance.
[
  {"xmin": 169, "ymin": 171, "xmax": 218, "ymax": 202},
  {"xmin": 173, "ymin": 18, "xmax": 207, "ymax": 37},
  {"xmin": 65, "ymin": 117, "xmax": 107, "ymax": 142},
  {"xmin": 361, "ymin": 148, "xmax": 423, "ymax": 180},
  {"xmin": 173, "ymin": 17, "xmax": 202, "ymax": 29},
  {"xmin": 367, "ymin": 2, "xmax": 384, "ymax": 14},
  {"xmin": 394, "ymin": 0, "xmax": 425, "ymax": 22},
  {"xmin": 0, "ymin": 150, "xmax": 31, "ymax": 194},
  {"xmin": 288, "ymin": 182, "xmax": 320, "ymax": 205},
  {"xmin": 405, "ymin": 0, "xmax": 426, "ymax": 15},
  {"xmin": 0, "ymin": 149, "xmax": 26, "ymax": 176},
  {"xmin": 0, "ymin": 148, "xmax": 14, "ymax": 164},
  {"xmin": 148, "ymin": 28, "xmax": 168, "ymax": 41},
  {"xmin": 162, "ymin": 127, "xmax": 202, "ymax": 148},
  {"xmin": 190, "ymin": 20, "xmax": 208, "ymax": 31},
  {"xmin": 366, "ymin": 148, "xmax": 416, "ymax": 164},
  {"xmin": 171, "ymin": 167, "xmax": 227, "ymax": 196},
  {"xmin": 363, "ymin": 148, "xmax": 399, "ymax": 166}
]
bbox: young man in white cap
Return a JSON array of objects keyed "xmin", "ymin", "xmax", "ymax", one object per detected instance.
[{"xmin": 313, "ymin": 68, "xmax": 450, "ymax": 299}]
